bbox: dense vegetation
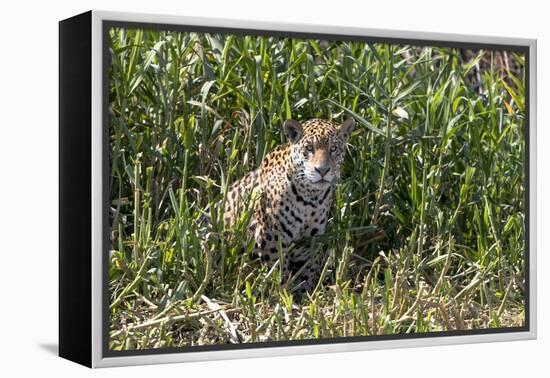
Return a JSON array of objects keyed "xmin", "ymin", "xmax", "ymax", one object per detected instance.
[{"xmin": 107, "ymin": 27, "xmax": 526, "ymax": 350}]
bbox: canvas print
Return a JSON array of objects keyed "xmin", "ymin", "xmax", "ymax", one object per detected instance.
[{"xmin": 106, "ymin": 25, "xmax": 527, "ymax": 351}]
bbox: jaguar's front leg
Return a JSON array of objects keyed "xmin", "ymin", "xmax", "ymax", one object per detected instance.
[
  {"xmin": 253, "ymin": 225, "xmax": 291, "ymax": 274},
  {"xmin": 288, "ymin": 246, "xmax": 325, "ymax": 297}
]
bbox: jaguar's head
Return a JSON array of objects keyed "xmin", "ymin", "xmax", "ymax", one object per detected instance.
[{"xmin": 284, "ymin": 117, "xmax": 355, "ymax": 185}]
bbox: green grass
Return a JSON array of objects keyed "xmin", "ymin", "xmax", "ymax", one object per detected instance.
[{"xmin": 107, "ymin": 28, "xmax": 526, "ymax": 350}]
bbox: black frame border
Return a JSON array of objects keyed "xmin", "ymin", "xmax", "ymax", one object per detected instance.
[
  {"xmin": 59, "ymin": 11, "xmax": 93, "ymax": 367},
  {"xmin": 101, "ymin": 19, "xmax": 531, "ymax": 359}
]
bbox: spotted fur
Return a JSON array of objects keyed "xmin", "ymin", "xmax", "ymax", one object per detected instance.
[{"xmin": 223, "ymin": 118, "xmax": 355, "ymax": 295}]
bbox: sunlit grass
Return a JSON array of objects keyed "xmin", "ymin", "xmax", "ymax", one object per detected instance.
[{"xmin": 107, "ymin": 28, "xmax": 526, "ymax": 350}]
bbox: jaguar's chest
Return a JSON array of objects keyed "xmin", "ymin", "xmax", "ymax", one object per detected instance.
[{"xmin": 262, "ymin": 174, "xmax": 333, "ymax": 240}]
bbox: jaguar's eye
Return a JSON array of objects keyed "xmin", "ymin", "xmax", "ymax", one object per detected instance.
[
  {"xmin": 306, "ymin": 145, "xmax": 314, "ymax": 152},
  {"xmin": 330, "ymin": 145, "xmax": 337, "ymax": 153}
]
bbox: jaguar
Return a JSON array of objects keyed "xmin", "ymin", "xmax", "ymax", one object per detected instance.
[{"xmin": 222, "ymin": 117, "xmax": 355, "ymax": 294}]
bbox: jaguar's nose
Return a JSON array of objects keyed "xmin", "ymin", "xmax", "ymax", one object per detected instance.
[{"xmin": 314, "ymin": 166, "xmax": 330, "ymax": 177}]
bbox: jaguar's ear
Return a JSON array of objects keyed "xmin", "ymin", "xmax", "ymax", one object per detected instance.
[
  {"xmin": 284, "ymin": 119, "xmax": 303, "ymax": 143},
  {"xmin": 338, "ymin": 117, "xmax": 355, "ymax": 141}
]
